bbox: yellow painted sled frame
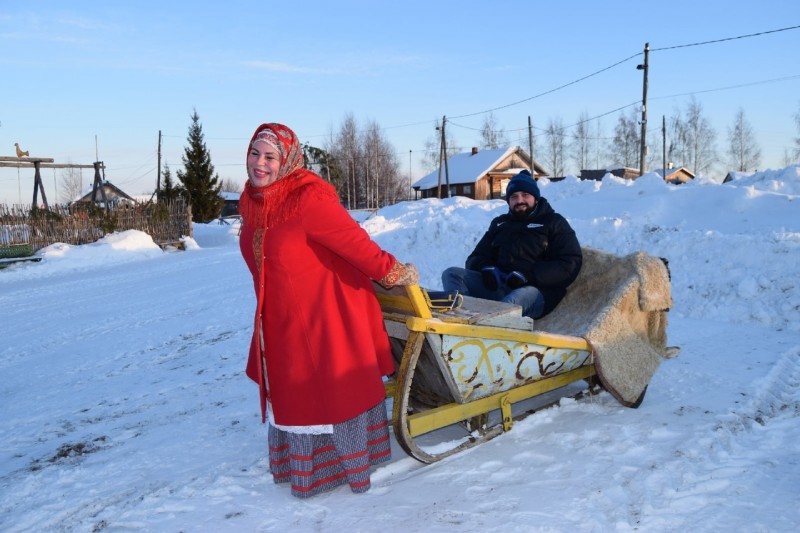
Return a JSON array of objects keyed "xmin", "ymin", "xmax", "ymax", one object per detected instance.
[{"xmin": 376, "ymin": 283, "xmax": 596, "ymax": 464}]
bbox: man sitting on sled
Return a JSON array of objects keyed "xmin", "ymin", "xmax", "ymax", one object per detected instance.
[{"xmin": 442, "ymin": 169, "xmax": 582, "ymax": 319}]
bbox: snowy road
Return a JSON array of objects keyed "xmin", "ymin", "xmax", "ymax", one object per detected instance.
[{"xmin": 2, "ymin": 175, "xmax": 799, "ymax": 532}]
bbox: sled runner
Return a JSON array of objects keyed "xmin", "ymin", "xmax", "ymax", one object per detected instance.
[{"xmin": 376, "ymin": 247, "xmax": 675, "ymax": 463}]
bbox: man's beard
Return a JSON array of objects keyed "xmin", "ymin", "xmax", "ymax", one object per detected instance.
[{"xmin": 510, "ymin": 203, "xmax": 533, "ymax": 220}]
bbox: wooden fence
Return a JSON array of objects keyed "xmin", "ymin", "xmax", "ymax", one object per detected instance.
[{"xmin": 0, "ymin": 200, "xmax": 192, "ymax": 255}]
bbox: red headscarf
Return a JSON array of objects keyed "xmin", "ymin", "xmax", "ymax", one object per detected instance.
[
  {"xmin": 239, "ymin": 123, "xmax": 317, "ymax": 231},
  {"xmin": 247, "ymin": 123, "xmax": 304, "ymax": 181}
]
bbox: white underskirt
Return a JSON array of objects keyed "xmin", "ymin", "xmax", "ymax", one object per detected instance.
[{"xmin": 266, "ymin": 398, "xmax": 333, "ymax": 435}]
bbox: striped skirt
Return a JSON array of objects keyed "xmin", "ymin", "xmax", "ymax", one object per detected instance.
[{"xmin": 268, "ymin": 401, "xmax": 391, "ymax": 498}]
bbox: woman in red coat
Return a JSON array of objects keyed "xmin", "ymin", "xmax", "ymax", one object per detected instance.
[{"xmin": 238, "ymin": 123, "xmax": 417, "ymax": 498}]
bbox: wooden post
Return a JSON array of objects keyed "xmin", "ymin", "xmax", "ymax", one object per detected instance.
[
  {"xmin": 32, "ymin": 161, "xmax": 49, "ymax": 209},
  {"xmin": 90, "ymin": 161, "xmax": 109, "ymax": 211},
  {"xmin": 0, "ymin": 157, "xmax": 55, "ymax": 164}
]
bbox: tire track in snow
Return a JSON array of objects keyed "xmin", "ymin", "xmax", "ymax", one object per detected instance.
[{"xmin": 618, "ymin": 345, "xmax": 800, "ymax": 531}]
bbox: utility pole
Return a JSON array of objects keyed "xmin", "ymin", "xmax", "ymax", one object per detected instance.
[
  {"xmin": 436, "ymin": 117, "xmax": 446, "ymax": 198},
  {"xmin": 442, "ymin": 115, "xmax": 450, "ymax": 197},
  {"xmin": 408, "ymin": 149, "xmax": 412, "ymax": 200},
  {"xmin": 436, "ymin": 130, "xmax": 443, "ymax": 199},
  {"xmin": 156, "ymin": 130, "xmax": 162, "ymax": 201},
  {"xmin": 662, "ymin": 115, "xmax": 666, "ymax": 180},
  {"xmin": 528, "ymin": 116, "xmax": 534, "ymax": 175},
  {"xmin": 637, "ymin": 42, "xmax": 650, "ymax": 176}
]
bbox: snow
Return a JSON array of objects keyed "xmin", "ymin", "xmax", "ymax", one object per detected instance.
[{"xmin": 2, "ymin": 166, "xmax": 799, "ymax": 532}]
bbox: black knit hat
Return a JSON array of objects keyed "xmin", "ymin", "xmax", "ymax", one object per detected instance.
[{"xmin": 505, "ymin": 170, "xmax": 540, "ymax": 202}]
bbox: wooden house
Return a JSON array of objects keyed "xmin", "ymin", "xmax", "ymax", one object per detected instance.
[
  {"xmin": 412, "ymin": 146, "xmax": 548, "ymax": 200},
  {"xmin": 655, "ymin": 166, "xmax": 695, "ymax": 184},
  {"xmin": 74, "ymin": 181, "xmax": 135, "ymax": 207}
]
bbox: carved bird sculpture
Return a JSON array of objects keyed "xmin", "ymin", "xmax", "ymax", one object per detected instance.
[{"xmin": 15, "ymin": 143, "xmax": 29, "ymax": 158}]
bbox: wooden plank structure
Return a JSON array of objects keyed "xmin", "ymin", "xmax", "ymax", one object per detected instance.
[{"xmin": 0, "ymin": 156, "xmax": 106, "ymax": 210}]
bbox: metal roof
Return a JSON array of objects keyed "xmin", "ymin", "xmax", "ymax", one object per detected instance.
[{"xmin": 412, "ymin": 146, "xmax": 522, "ymax": 190}]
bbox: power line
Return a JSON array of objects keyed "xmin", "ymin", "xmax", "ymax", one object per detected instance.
[
  {"xmin": 650, "ymin": 74, "xmax": 800, "ymax": 101},
  {"xmin": 449, "ymin": 53, "xmax": 642, "ymax": 120},
  {"xmin": 651, "ymin": 24, "xmax": 800, "ymax": 51},
  {"xmin": 450, "ymin": 99, "xmax": 642, "ymax": 137},
  {"xmin": 148, "ymin": 25, "xmax": 800, "ymax": 174},
  {"xmin": 438, "ymin": 25, "xmax": 800, "ymax": 131}
]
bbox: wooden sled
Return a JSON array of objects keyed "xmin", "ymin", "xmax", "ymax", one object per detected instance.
[
  {"xmin": 0, "ymin": 243, "xmax": 41, "ymax": 270},
  {"xmin": 375, "ymin": 247, "xmax": 674, "ymax": 464}
]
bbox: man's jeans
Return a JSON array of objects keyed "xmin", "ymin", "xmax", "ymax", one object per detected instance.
[{"xmin": 441, "ymin": 266, "xmax": 545, "ymax": 319}]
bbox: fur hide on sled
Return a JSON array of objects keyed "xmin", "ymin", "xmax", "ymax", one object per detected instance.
[{"xmin": 533, "ymin": 247, "xmax": 674, "ymax": 407}]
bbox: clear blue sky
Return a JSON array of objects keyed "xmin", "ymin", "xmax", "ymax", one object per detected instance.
[{"xmin": 2, "ymin": 1, "xmax": 799, "ymax": 204}]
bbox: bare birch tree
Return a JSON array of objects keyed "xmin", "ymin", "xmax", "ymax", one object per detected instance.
[
  {"xmin": 59, "ymin": 166, "xmax": 83, "ymax": 203},
  {"xmin": 592, "ymin": 120, "xmax": 605, "ymax": 169},
  {"xmin": 220, "ymin": 178, "xmax": 242, "ymax": 193},
  {"xmin": 479, "ymin": 111, "xmax": 509, "ymax": 149},
  {"xmin": 326, "ymin": 113, "xmax": 363, "ymax": 209},
  {"xmin": 794, "ymin": 102, "xmax": 800, "ymax": 162},
  {"xmin": 781, "ymin": 148, "xmax": 793, "ymax": 167},
  {"xmin": 324, "ymin": 114, "xmax": 406, "ymax": 208},
  {"xmin": 669, "ymin": 96, "xmax": 717, "ymax": 177},
  {"xmin": 610, "ymin": 108, "xmax": 640, "ymax": 169},
  {"xmin": 726, "ymin": 108, "xmax": 761, "ymax": 172},
  {"xmin": 361, "ymin": 120, "xmax": 403, "ymax": 207},
  {"xmin": 543, "ymin": 117, "xmax": 566, "ymax": 177},
  {"xmin": 570, "ymin": 110, "xmax": 593, "ymax": 173}
]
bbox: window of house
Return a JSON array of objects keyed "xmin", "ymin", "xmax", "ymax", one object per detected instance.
[{"xmin": 463, "ymin": 185, "xmax": 472, "ymax": 195}]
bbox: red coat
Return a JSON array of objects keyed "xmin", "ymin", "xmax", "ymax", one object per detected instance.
[{"xmin": 239, "ymin": 173, "xmax": 396, "ymax": 426}]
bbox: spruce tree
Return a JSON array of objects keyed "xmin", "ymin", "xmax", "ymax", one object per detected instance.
[
  {"xmin": 176, "ymin": 109, "xmax": 223, "ymax": 222},
  {"xmin": 160, "ymin": 162, "xmax": 184, "ymax": 202}
]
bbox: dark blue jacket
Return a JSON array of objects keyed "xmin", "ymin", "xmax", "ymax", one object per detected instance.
[{"xmin": 465, "ymin": 197, "xmax": 582, "ymax": 316}]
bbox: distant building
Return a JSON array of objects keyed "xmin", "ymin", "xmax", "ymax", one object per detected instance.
[
  {"xmin": 73, "ymin": 181, "xmax": 136, "ymax": 207},
  {"xmin": 723, "ymin": 170, "xmax": 754, "ymax": 184},
  {"xmin": 412, "ymin": 146, "xmax": 548, "ymax": 200},
  {"xmin": 579, "ymin": 167, "xmax": 641, "ymax": 181},
  {"xmin": 580, "ymin": 165, "xmax": 695, "ymax": 184},
  {"xmin": 220, "ymin": 191, "xmax": 240, "ymax": 217},
  {"xmin": 654, "ymin": 166, "xmax": 695, "ymax": 184}
]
